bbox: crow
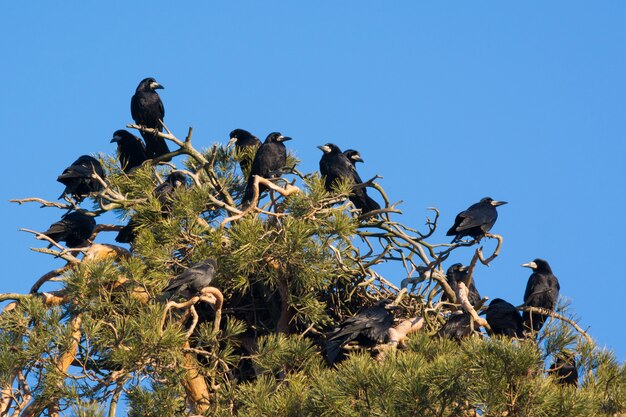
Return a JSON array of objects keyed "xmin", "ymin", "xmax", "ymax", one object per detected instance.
[
  {"xmin": 130, "ymin": 77, "xmax": 170, "ymax": 160},
  {"xmin": 241, "ymin": 132, "xmax": 292, "ymax": 208},
  {"xmin": 229, "ymin": 129, "xmax": 262, "ymax": 174},
  {"xmin": 442, "ymin": 263, "xmax": 482, "ymax": 308},
  {"xmin": 343, "ymin": 149, "xmax": 364, "ymax": 166},
  {"xmin": 163, "ymin": 259, "xmax": 217, "ymax": 299},
  {"xmin": 325, "ymin": 299, "xmax": 397, "ymax": 365},
  {"xmin": 485, "ymin": 298, "xmax": 524, "ymax": 338},
  {"xmin": 548, "ymin": 353, "xmax": 578, "ymax": 386},
  {"xmin": 318, "ymin": 143, "xmax": 380, "ymax": 214},
  {"xmin": 446, "ymin": 197, "xmax": 507, "ymax": 242},
  {"xmin": 111, "ymin": 130, "xmax": 148, "ymax": 173},
  {"xmin": 57, "ymin": 155, "xmax": 105, "ymax": 203},
  {"xmin": 41, "ymin": 212, "xmax": 96, "ymax": 248},
  {"xmin": 115, "ymin": 172, "xmax": 187, "ymax": 244},
  {"xmin": 522, "ymin": 258, "xmax": 560, "ymax": 333},
  {"xmin": 436, "ymin": 312, "xmax": 473, "ymax": 341}
]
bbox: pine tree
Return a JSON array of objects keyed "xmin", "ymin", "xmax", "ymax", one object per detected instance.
[{"xmin": 2, "ymin": 124, "xmax": 624, "ymax": 417}]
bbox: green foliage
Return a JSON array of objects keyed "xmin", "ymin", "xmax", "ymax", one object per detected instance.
[{"xmin": 1, "ymin": 131, "xmax": 624, "ymax": 416}]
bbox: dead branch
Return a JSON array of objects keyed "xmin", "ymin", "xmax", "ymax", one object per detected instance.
[
  {"xmin": 388, "ymin": 317, "xmax": 425, "ymax": 347},
  {"xmin": 220, "ymin": 176, "xmax": 300, "ymax": 227},
  {"xmin": 9, "ymin": 198, "xmax": 75, "ymax": 211},
  {"xmin": 520, "ymin": 306, "xmax": 593, "ymax": 345},
  {"xmin": 457, "ymin": 282, "xmax": 490, "ymax": 331},
  {"xmin": 30, "ymin": 265, "xmax": 71, "ymax": 293}
]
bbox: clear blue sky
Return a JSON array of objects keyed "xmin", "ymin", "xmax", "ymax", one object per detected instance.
[{"xmin": 1, "ymin": 2, "xmax": 625, "ymax": 359}]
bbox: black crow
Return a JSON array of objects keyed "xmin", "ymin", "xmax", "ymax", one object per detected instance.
[
  {"xmin": 548, "ymin": 353, "xmax": 578, "ymax": 386},
  {"xmin": 446, "ymin": 197, "xmax": 507, "ymax": 242},
  {"xmin": 163, "ymin": 259, "xmax": 217, "ymax": 299},
  {"xmin": 229, "ymin": 129, "xmax": 262, "ymax": 174},
  {"xmin": 343, "ymin": 149, "xmax": 364, "ymax": 166},
  {"xmin": 436, "ymin": 312, "xmax": 473, "ymax": 341},
  {"xmin": 241, "ymin": 132, "xmax": 292, "ymax": 208},
  {"xmin": 442, "ymin": 263, "xmax": 481, "ymax": 308},
  {"xmin": 485, "ymin": 298, "xmax": 524, "ymax": 338},
  {"xmin": 522, "ymin": 258, "xmax": 560, "ymax": 333},
  {"xmin": 325, "ymin": 299, "xmax": 397, "ymax": 364},
  {"xmin": 57, "ymin": 155, "xmax": 105, "ymax": 203},
  {"xmin": 130, "ymin": 77, "xmax": 170, "ymax": 160},
  {"xmin": 115, "ymin": 172, "xmax": 187, "ymax": 244},
  {"xmin": 111, "ymin": 130, "xmax": 148, "ymax": 173},
  {"xmin": 42, "ymin": 212, "xmax": 96, "ymax": 248},
  {"xmin": 318, "ymin": 143, "xmax": 380, "ymax": 214}
]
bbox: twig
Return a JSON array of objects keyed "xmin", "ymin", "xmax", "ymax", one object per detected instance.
[
  {"xmin": 520, "ymin": 306, "xmax": 593, "ymax": 345},
  {"xmin": 220, "ymin": 176, "xmax": 300, "ymax": 227}
]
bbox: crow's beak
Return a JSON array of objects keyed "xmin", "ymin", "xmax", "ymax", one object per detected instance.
[
  {"xmin": 491, "ymin": 200, "xmax": 508, "ymax": 207},
  {"xmin": 228, "ymin": 137, "xmax": 237, "ymax": 147},
  {"xmin": 150, "ymin": 82, "xmax": 164, "ymax": 90},
  {"xmin": 385, "ymin": 304, "xmax": 402, "ymax": 311},
  {"xmin": 353, "ymin": 155, "xmax": 364, "ymax": 163},
  {"xmin": 457, "ymin": 265, "xmax": 468, "ymax": 272},
  {"xmin": 110, "ymin": 135, "xmax": 121, "ymax": 143},
  {"xmin": 317, "ymin": 145, "xmax": 331, "ymax": 153},
  {"xmin": 521, "ymin": 261, "xmax": 537, "ymax": 269},
  {"xmin": 279, "ymin": 136, "xmax": 292, "ymax": 142}
]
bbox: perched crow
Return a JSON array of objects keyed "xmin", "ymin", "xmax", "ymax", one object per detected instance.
[
  {"xmin": 42, "ymin": 212, "xmax": 96, "ymax": 248},
  {"xmin": 436, "ymin": 312, "xmax": 473, "ymax": 341},
  {"xmin": 522, "ymin": 258, "xmax": 560, "ymax": 333},
  {"xmin": 446, "ymin": 197, "xmax": 507, "ymax": 242},
  {"xmin": 241, "ymin": 132, "xmax": 292, "ymax": 208},
  {"xmin": 115, "ymin": 172, "xmax": 187, "ymax": 244},
  {"xmin": 130, "ymin": 77, "xmax": 170, "ymax": 160},
  {"xmin": 485, "ymin": 298, "xmax": 524, "ymax": 338},
  {"xmin": 325, "ymin": 299, "xmax": 397, "ymax": 365},
  {"xmin": 343, "ymin": 149, "xmax": 364, "ymax": 166},
  {"xmin": 318, "ymin": 143, "xmax": 380, "ymax": 214},
  {"xmin": 229, "ymin": 129, "xmax": 262, "ymax": 174},
  {"xmin": 57, "ymin": 155, "xmax": 105, "ymax": 203},
  {"xmin": 442, "ymin": 263, "xmax": 482, "ymax": 308},
  {"xmin": 549, "ymin": 353, "xmax": 578, "ymax": 386},
  {"xmin": 163, "ymin": 259, "xmax": 217, "ymax": 299},
  {"xmin": 111, "ymin": 130, "xmax": 147, "ymax": 173}
]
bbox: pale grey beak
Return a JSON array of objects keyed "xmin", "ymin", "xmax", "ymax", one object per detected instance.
[
  {"xmin": 491, "ymin": 200, "xmax": 508, "ymax": 207},
  {"xmin": 150, "ymin": 82, "xmax": 164, "ymax": 90},
  {"xmin": 317, "ymin": 145, "xmax": 331, "ymax": 153},
  {"xmin": 522, "ymin": 261, "xmax": 537, "ymax": 269},
  {"xmin": 228, "ymin": 137, "xmax": 237, "ymax": 147}
]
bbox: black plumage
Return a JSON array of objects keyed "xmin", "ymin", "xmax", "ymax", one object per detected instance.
[
  {"xmin": 163, "ymin": 259, "xmax": 217, "ymax": 299},
  {"xmin": 318, "ymin": 143, "xmax": 380, "ymax": 214},
  {"xmin": 229, "ymin": 129, "xmax": 262, "ymax": 174},
  {"xmin": 446, "ymin": 197, "xmax": 507, "ymax": 242},
  {"xmin": 111, "ymin": 130, "xmax": 148, "ymax": 173},
  {"xmin": 130, "ymin": 77, "xmax": 170, "ymax": 160},
  {"xmin": 57, "ymin": 155, "xmax": 105, "ymax": 203},
  {"xmin": 522, "ymin": 258, "xmax": 560, "ymax": 333},
  {"xmin": 442, "ymin": 263, "xmax": 481, "ymax": 308},
  {"xmin": 325, "ymin": 300, "xmax": 396, "ymax": 365},
  {"xmin": 436, "ymin": 312, "xmax": 473, "ymax": 341},
  {"xmin": 549, "ymin": 354, "xmax": 578, "ymax": 386},
  {"xmin": 115, "ymin": 172, "xmax": 187, "ymax": 244},
  {"xmin": 343, "ymin": 149, "xmax": 364, "ymax": 166},
  {"xmin": 42, "ymin": 212, "xmax": 96, "ymax": 248},
  {"xmin": 241, "ymin": 132, "xmax": 292, "ymax": 208},
  {"xmin": 485, "ymin": 298, "xmax": 524, "ymax": 338}
]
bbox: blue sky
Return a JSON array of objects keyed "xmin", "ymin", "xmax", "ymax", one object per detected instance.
[{"xmin": 1, "ymin": 2, "xmax": 625, "ymax": 359}]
